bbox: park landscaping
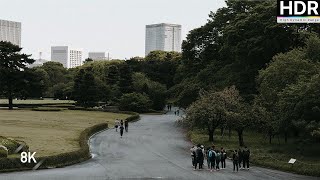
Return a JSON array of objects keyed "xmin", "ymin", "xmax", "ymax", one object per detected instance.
[
  {"xmin": 189, "ymin": 129, "xmax": 320, "ymax": 177},
  {"xmin": 0, "ymin": 109, "xmax": 130, "ymax": 156}
]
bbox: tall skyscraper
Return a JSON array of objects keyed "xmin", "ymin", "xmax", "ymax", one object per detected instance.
[
  {"xmin": 145, "ymin": 23, "xmax": 181, "ymax": 56},
  {"xmin": 51, "ymin": 46, "xmax": 82, "ymax": 69},
  {"xmin": 0, "ymin": 19, "xmax": 21, "ymax": 46}
]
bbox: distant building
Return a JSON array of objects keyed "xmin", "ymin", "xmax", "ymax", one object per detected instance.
[
  {"xmin": 0, "ymin": 19, "xmax": 21, "ymax": 46},
  {"xmin": 51, "ymin": 46, "xmax": 82, "ymax": 68},
  {"xmin": 145, "ymin": 23, "xmax": 181, "ymax": 56},
  {"xmin": 88, "ymin": 52, "xmax": 108, "ymax": 61},
  {"xmin": 29, "ymin": 58, "xmax": 49, "ymax": 68}
]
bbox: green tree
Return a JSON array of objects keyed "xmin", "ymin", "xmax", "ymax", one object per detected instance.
[
  {"xmin": 119, "ymin": 63, "xmax": 133, "ymax": 94},
  {"xmin": 73, "ymin": 67, "xmax": 101, "ymax": 107},
  {"xmin": 0, "ymin": 41, "xmax": 34, "ymax": 109},
  {"xmin": 119, "ymin": 93, "xmax": 151, "ymax": 113}
]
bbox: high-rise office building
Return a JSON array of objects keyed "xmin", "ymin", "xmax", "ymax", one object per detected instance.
[
  {"xmin": 51, "ymin": 46, "xmax": 82, "ymax": 68},
  {"xmin": 0, "ymin": 19, "xmax": 21, "ymax": 46},
  {"xmin": 88, "ymin": 52, "xmax": 108, "ymax": 61},
  {"xmin": 145, "ymin": 23, "xmax": 181, "ymax": 56}
]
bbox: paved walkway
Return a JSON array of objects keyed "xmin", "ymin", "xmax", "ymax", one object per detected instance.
[{"xmin": 0, "ymin": 111, "xmax": 317, "ymax": 180}]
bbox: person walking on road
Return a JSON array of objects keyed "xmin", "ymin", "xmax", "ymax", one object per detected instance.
[
  {"xmin": 119, "ymin": 125, "xmax": 124, "ymax": 138},
  {"xmin": 210, "ymin": 146, "xmax": 217, "ymax": 171},
  {"xmin": 221, "ymin": 147, "xmax": 227, "ymax": 169},
  {"xmin": 233, "ymin": 150, "xmax": 239, "ymax": 172},
  {"xmin": 115, "ymin": 119, "xmax": 120, "ymax": 132},
  {"xmin": 190, "ymin": 146, "xmax": 196, "ymax": 167},
  {"xmin": 205, "ymin": 147, "xmax": 211, "ymax": 169},
  {"xmin": 194, "ymin": 144, "xmax": 204, "ymax": 170},
  {"xmin": 238, "ymin": 147, "xmax": 243, "ymax": 169},
  {"xmin": 125, "ymin": 120, "xmax": 129, "ymax": 132},
  {"xmin": 215, "ymin": 150, "xmax": 221, "ymax": 170},
  {"xmin": 243, "ymin": 146, "xmax": 250, "ymax": 170},
  {"xmin": 120, "ymin": 120, "xmax": 124, "ymax": 126}
]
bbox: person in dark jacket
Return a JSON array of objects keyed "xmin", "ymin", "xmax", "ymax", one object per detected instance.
[
  {"xmin": 243, "ymin": 146, "xmax": 251, "ymax": 170},
  {"xmin": 233, "ymin": 150, "xmax": 239, "ymax": 172},
  {"xmin": 221, "ymin": 147, "xmax": 227, "ymax": 169},
  {"xmin": 194, "ymin": 144, "xmax": 204, "ymax": 170},
  {"xmin": 119, "ymin": 125, "xmax": 124, "ymax": 138},
  {"xmin": 238, "ymin": 147, "xmax": 243, "ymax": 169},
  {"xmin": 215, "ymin": 150, "xmax": 221, "ymax": 170}
]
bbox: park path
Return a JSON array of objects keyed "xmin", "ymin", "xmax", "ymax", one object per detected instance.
[{"xmin": 0, "ymin": 110, "xmax": 318, "ymax": 180}]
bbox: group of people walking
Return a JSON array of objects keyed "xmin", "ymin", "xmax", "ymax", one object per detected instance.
[
  {"xmin": 190, "ymin": 144, "xmax": 250, "ymax": 173},
  {"xmin": 115, "ymin": 119, "xmax": 129, "ymax": 138}
]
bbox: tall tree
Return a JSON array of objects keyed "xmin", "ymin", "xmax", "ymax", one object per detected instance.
[{"xmin": 0, "ymin": 41, "xmax": 34, "ymax": 109}]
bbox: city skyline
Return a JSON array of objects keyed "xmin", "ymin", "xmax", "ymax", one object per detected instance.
[{"xmin": 0, "ymin": 0, "xmax": 226, "ymax": 60}]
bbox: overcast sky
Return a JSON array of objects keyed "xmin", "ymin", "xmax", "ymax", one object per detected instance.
[{"xmin": 1, "ymin": 0, "xmax": 226, "ymax": 60}]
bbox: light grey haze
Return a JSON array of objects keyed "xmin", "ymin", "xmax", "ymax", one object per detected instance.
[{"xmin": 0, "ymin": 0, "xmax": 226, "ymax": 60}]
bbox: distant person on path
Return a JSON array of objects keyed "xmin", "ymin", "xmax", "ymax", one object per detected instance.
[
  {"xmin": 174, "ymin": 111, "xmax": 177, "ymax": 116},
  {"xmin": 205, "ymin": 147, "xmax": 210, "ymax": 169},
  {"xmin": 221, "ymin": 147, "xmax": 227, "ymax": 169},
  {"xmin": 120, "ymin": 120, "xmax": 124, "ymax": 126},
  {"xmin": 125, "ymin": 120, "xmax": 129, "ymax": 132},
  {"xmin": 115, "ymin": 119, "xmax": 120, "ymax": 132},
  {"xmin": 119, "ymin": 125, "xmax": 124, "ymax": 138},
  {"xmin": 238, "ymin": 147, "xmax": 243, "ymax": 169},
  {"xmin": 177, "ymin": 109, "xmax": 180, "ymax": 116},
  {"xmin": 233, "ymin": 150, "xmax": 239, "ymax": 172},
  {"xmin": 190, "ymin": 146, "xmax": 196, "ymax": 167},
  {"xmin": 243, "ymin": 146, "xmax": 250, "ymax": 170},
  {"xmin": 195, "ymin": 144, "xmax": 204, "ymax": 170},
  {"xmin": 208, "ymin": 147, "xmax": 216, "ymax": 172},
  {"xmin": 216, "ymin": 150, "xmax": 221, "ymax": 170}
]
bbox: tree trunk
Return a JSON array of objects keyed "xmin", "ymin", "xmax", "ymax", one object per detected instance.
[
  {"xmin": 269, "ymin": 134, "xmax": 272, "ymax": 144},
  {"xmin": 237, "ymin": 130, "xmax": 244, "ymax": 147},
  {"xmin": 284, "ymin": 131, "xmax": 288, "ymax": 143},
  {"xmin": 208, "ymin": 129, "xmax": 214, "ymax": 142},
  {"xmin": 8, "ymin": 91, "xmax": 13, "ymax": 110}
]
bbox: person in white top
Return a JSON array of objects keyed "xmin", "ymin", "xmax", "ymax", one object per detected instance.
[{"xmin": 115, "ymin": 119, "xmax": 120, "ymax": 132}]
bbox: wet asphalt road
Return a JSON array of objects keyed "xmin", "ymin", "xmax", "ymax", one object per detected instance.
[{"xmin": 0, "ymin": 111, "xmax": 318, "ymax": 180}]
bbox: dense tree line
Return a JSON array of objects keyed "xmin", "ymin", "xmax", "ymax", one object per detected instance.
[{"xmin": 180, "ymin": 1, "xmax": 320, "ymax": 146}]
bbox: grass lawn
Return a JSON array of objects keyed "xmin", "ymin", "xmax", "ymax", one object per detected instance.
[
  {"xmin": 189, "ymin": 129, "xmax": 320, "ymax": 176},
  {"xmin": 0, "ymin": 99, "xmax": 75, "ymax": 105},
  {"xmin": 0, "ymin": 110, "xmax": 129, "ymax": 156}
]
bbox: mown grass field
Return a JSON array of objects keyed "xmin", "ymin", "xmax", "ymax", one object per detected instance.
[
  {"xmin": 0, "ymin": 110, "xmax": 129, "ymax": 156},
  {"xmin": 0, "ymin": 99, "xmax": 75, "ymax": 105},
  {"xmin": 189, "ymin": 129, "xmax": 320, "ymax": 177}
]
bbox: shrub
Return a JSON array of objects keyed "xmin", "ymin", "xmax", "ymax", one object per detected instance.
[
  {"xmin": 0, "ymin": 146, "xmax": 8, "ymax": 158},
  {"xmin": 32, "ymin": 107, "xmax": 64, "ymax": 111},
  {"xmin": 119, "ymin": 93, "xmax": 151, "ymax": 113}
]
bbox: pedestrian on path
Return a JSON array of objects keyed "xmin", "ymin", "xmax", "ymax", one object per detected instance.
[
  {"xmin": 115, "ymin": 119, "xmax": 120, "ymax": 132},
  {"xmin": 238, "ymin": 147, "xmax": 243, "ymax": 169},
  {"xmin": 194, "ymin": 144, "xmax": 204, "ymax": 170},
  {"xmin": 119, "ymin": 125, "xmax": 124, "ymax": 138},
  {"xmin": 243, "ymin": 146, "xmax": 250, "ymax": 170},
  {"xmin": 208, "ymin": 147, "xmax": 216, "ymax": 172},
  {"xmin": 190, "ymin": 146, "xmax": 196, "ymax": 167},
  {"xmin": 120, "ymin": 119, "xmax": 124, "ymax": 126},
  {"xmin": 206, "ymin": 147, "xmax": 211, "ymax": 169},
  {"xmin": 125, "ymin": 120, "xmax": 129, "ymax": 132},
  {"xmin": 216, "ymin": 150, "xmax": 221, "ymax": 170},
  {"xmin": 221, "ymin": 147, "xmax": 227, "ymax": 169},
  {"xmin": 233, "ymin": 150, "xmax": 239, "ymax": 172}
]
